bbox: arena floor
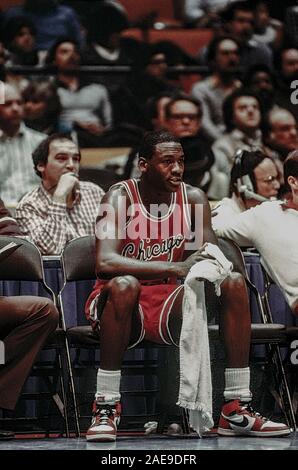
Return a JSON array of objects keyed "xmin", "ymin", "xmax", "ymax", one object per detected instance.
[{"xmin": 0, "ymin": 432, "xmax": 297, "ymax": 450}]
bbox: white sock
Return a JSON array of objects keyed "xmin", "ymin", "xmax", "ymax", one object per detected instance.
[
  {"xmin": 95, "ymin": 368, "xmax": 121, "ymax": 403},
  {"xmin": 224, "ymin": 367, "xmax": 252, "ymax": 403}
]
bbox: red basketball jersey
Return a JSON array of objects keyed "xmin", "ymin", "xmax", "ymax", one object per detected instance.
[{"xmin": 118, "ymin": 179, "xmax": 191, "ymax": 267}]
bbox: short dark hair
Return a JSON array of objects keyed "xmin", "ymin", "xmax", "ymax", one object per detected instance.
[
  {"xmin": 221, "ymin": 1, "xmax": 253, "ymax": 23},
  {"xmin": 3, "ymin": 16, "xmax": 36, "ymax": 46},
  {"xmin": 284, "ymin": 150, "xmax": 298, "ymax": 190},
  {"xmin": 138, "ymin": 130, "xmax": 180, "ymax": 160},
  {"xmin": 145, "ymin": 91, "xmax": 184, "ymax": 123},
  {"xmin": 22, "ymin": 79, "xmax": 61, "ymax": 120},
  {"xmin": 243, "ymin": 63, "xmax": 275, "ymax": 88},
  {"xmin": 230, "ymin": 149, "xmax": 270, "ymax": 196},
  {"xmin": 164, "ymin": 96, "xmax": 203, "ymax": 120},
  {"xmin": 223, "ymin": 88, "xmax": 262, "ymax": 132},
  {"xmin": 274, "ymin": 45, "xmax": 298, "ymax": 74},
  {"xmin": 45, "ymin": 37, "xmax": 80, "ymax": 65},
  {"xmin": 32, "ymin": 133, "xmax": 78, "ymax": 177},
  {"xmin": 206, "ymin": 35, "xmax": 240, "ymax": 63},
  {"xmin": 261, "ymin": 107, "xmax": 296, "ymax": 141}
]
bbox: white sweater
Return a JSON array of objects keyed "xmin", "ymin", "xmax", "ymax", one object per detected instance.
[
  {"xmin": 215, "ymin": 200, "xmax": 298, "ymax": 310},
  {"xmin": 212, "ymin": 195, "xmax": 243, "ymax": 232}
]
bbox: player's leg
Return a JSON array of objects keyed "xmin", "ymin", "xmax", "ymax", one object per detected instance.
[
  {"xmin": 87, "ymin": 275, "xmax": 142, "ymax": 442},
  {"xmin": 218, "ymin": 273, "xmax": 290, "ymax": 437}
]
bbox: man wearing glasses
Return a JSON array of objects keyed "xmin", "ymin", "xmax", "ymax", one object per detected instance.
[
  {"xmin": 215, "ymin": 150, "xmax": 298, "ymax": 316},
  {"xmin": 212, "ymin": 149, "xmax": 280, "ymax": 229}
]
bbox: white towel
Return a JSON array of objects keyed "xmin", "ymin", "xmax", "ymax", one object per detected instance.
[{"xmin": 177, "ymin": 243, "xmax": 233, "ymax": 437}]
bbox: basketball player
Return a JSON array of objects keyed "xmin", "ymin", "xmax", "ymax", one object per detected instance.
[{"xmin": 85, "ymin": 130, "xmax": 290, "ymax": 441}]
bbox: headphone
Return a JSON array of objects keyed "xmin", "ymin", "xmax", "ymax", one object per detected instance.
[{"xmin": 234, "ymin": 149, "xmax": 268, "ymax": 203}]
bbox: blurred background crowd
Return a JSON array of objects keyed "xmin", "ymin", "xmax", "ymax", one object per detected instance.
[{"xmin": 0, "ymin": 0, "xmax": 298, "ymax": 208}]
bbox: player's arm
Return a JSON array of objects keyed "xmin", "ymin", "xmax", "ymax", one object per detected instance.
[{"xmin": 183, "ymin": 185, "xmax": 218, "ymax": 258}]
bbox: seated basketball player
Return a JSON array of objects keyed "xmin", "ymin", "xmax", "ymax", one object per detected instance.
[{"xmin": 85, "ymin": 130, "xmax": 290, "ymax": 441}]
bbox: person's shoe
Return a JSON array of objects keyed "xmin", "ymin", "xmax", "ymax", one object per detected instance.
[
  {"xmin": 0, "ymin": 429, "xmax": 14, "ymax": 440},
  {"xmin": 218, "ymin": 400, "xmax": 291, "ymax": 437},
  {"xmin": 86, "ymin": 398, "xmax": 121, "ymax": 442}
]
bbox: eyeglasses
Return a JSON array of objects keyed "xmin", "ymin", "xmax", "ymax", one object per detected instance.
[
  {"xmin": 256, "ymin": 175, "xmax": 279, "ymax": 184},
  {"xmin": 169, "ymin": 113, "xmax": 200, "ymax": 121}
]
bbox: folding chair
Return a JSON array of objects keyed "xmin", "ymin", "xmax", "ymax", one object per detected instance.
[
  {"xmin": 260, "ymin": 265, "xmax": 298, "ymax": 424},
  {"xmin": 0, "ymin": 235, "xmax": 78, "ymax": 437},
  {"xmin": 213, "ymin": 238, "xmax": 297, "ymax": 430},
  {"xmin": 59, "ymin": 235, "xmax": 190, "ymax": 435}
]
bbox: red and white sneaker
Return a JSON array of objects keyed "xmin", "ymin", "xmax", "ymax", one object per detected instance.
[
  {"xmin": 86, "ymin": 398, "xmax": 121, "ymax": 442},
  {"xmin": 218, "ymin": 400, "xmax": 291, "ymax": 437}
]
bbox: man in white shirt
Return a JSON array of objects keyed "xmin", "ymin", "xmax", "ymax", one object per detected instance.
[
  {"xmin": 212, "ymin": 149, "xmax": 280, "ymax": 230},
  {"xmin": 215, "ymin": 151, "xmax": 298, "ymax": 314},
  {"xmin": 0, "ymin": 83, "xmax": 46, "ymax": 206}
]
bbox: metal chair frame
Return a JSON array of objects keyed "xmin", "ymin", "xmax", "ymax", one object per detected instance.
[
  {"xmin": 218, "ymin": 239, "xmax": 296, "ymax": 430},
  {"xmin": 0, "ymin": 236, "xmax": 78, "ymax": 437}
]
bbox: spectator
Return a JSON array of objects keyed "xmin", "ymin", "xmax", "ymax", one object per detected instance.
[
  {"xmin": 0, "ymin": 83, "xmax": 45, "ymax": 206},
  {"xmin": 263, "ymin": 108, "xmax": 298, "ymax": 164},
  {"xmin": 82, "ymin": 1, "xmax": 145, "ymax": 71},
  {"xmin": 22, "ymin": 80, "xmax": 61, "ymax": 134},
  {"xmin": 3, "ymin": 16, "xmax": 39, "ymax": 66},
  {"xmin": 0, "ymin": 41, "xmax": 7, "ymax": 82},
  {"xmin": 274, "ymin": 46, "xmax": 298, "ymax": 119},
  {"xmin": 192, "ymin": 35, "xmax": 242, "ymax": 142},
  {"xmin": 212, "ymin": 89, "xmax": 263, "ymax": 177},
  {"xmin": 243, "ymin": 64, "xmax": 276, "ymax": 113},
  {"xmin": 46, "ymin": 38, "xmax": 112, "ymax": 146},
  {"xmin": 123, "ymin": 91, "xmax": 179, "ymax": 179},
  {"xmin": 114, "ymin": 43, "xmax": 180, "ymax": 132},
  {"xmin": 16, "ymin": 133, "xmax": 104, "ymax": 255},
  {"xmin": 183, "ymin": 0, "xmax": 232, "ymax": 27},
  {"xmin": 220, "ymin": 1, "xmax": 273, "ymax": 71},
  {"xmin": 251, "ymin": 0, "xmax": 283, "ymax": 50},
  {"xmin": 3, "ymin": 0, "xmax": 82, "ymax": 52},
  {"xmin": 164, "ymin": 96, "xmax": 228, "ymax": 199}
]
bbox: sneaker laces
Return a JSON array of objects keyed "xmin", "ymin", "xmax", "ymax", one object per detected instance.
[
  {"xmin": 241, "ymin": 402, "xmax": 268, "ymax": 422},
  {"xmin": 95, "ymin": 404, "xmax": 115, "ymax": 423}
]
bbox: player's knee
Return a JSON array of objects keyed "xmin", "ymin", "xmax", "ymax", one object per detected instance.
[
  {"xmin": 109, "ymin": 276, "xmax": 141, "ymax": 299},
  {"xmin": 222, "ymin": 272, "xmax": 246, "ymax": 297}
]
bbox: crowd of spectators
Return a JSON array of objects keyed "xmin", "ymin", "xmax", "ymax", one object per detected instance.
[{"xmin": 0, "ymin": 0, "xmax": 297, "ymax": 238}]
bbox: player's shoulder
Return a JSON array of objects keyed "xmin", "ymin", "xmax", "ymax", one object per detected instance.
[
  {"xmin": 102, "ymin": 181, "xmax": 130, "ymax": 204},
  {"xmin": 185, "ymin": 184, "xmax": 208, "ymax": 205}
]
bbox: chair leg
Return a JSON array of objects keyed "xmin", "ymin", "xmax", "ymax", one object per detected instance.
[
  {"xmin": 57, "ymin": 349, "xmax": 70, "ymax": 437},
  {"xmin": 254, "ymin": 278, "xmax": 297, "ymax": 430},
  {"xmin": 269, "ymin": 343, "xmax": 297, "ymax": 431},
  {"xmin": 181, "ymin": 408, "xmax": 190, "ymax": 434},
  {"xmin": 63, "ymin": 336, "xmax": 81, "ymax": 437}
]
